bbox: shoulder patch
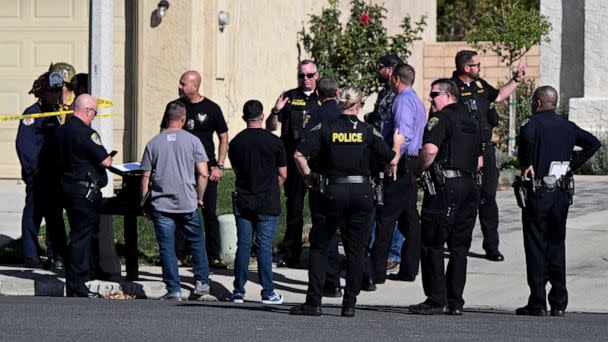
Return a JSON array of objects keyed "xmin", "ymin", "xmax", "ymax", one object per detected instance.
[
  {"xmin": 310, "ymin": 123, "xmax": 322, "ymax": 132},
  {"xmin": 91, "ymin": 132, "xmax": 102, "ymax": 145},
  {"xmin": 372, "ymin": 128, "xmax": 383, "ymax": 138},
  {"xmin": 22, "ymin": 118, "xmax": 34, "ymax": 126},
  {"xmin": 427, "ymin": 117, "xmax": 439, "ymax": 131},
  {"xmin": 520, "ymin": 117, "xmax": 530, "ymax": 127}
]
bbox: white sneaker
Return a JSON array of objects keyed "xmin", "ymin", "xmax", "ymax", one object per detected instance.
[{"xmin": 261, "ymin": 292, "xmax": 283, "ymax": 305}]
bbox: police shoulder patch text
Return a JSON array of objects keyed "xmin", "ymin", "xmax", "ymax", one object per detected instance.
[
  {"xmin": 427, "ymin": 117, "xmax": 439, "ymax": 131},
  {"xmin": 91, "ymin": 132, "xmax": 102, "ymax": 145},
  {"xmin": 22, "ymin": 118, "xmax": 35, "ymax": 126}
]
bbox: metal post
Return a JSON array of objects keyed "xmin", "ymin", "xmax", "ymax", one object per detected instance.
[{"xmin": 89, "ymin": 0, "xmax": 120, "ymax": 277}]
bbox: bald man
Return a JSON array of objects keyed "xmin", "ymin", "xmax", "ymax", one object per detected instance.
[
  {"xmin": 164, "ymin": 70, "xmax": 229, "ymax": 269},
  {"xmin": 55, "ymin": 94, "xmax": 113, "ymax": 297},
  {"xmin": 516, "ymin": 86, "xmax": 600, "ymax": 317}
]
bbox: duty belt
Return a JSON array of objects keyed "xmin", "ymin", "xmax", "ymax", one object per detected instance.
[
  {"xmin": 443, "ymin": 169, "xmax": 471, "ymax": 179},
  {"xmin": 328, "ymin": 175, "xmax": 370, "ymax": 184}
]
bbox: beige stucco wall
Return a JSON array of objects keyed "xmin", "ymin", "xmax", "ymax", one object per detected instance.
[{"xmin": 135, "ymin": 0, "xmax": 437, "ymax": 163}]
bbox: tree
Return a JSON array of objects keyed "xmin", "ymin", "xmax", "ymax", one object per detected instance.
[
  {"xmin": 298, "ymin": 0, "xmax": 427, "ymax": 96},
  {"xmin": 437, "ymin": 0, "xmax": 539, "ymax": 42},
  {"xmin": 465, "ymin": 0, "xmax": 551, "ymax": 156}
]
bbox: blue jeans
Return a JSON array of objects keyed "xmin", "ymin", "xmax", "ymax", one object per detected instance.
[
  {"xmin": 389, "ymin": 228, "xmax": 405, "ymax": 262},
  {"xmin": 151, "ymin": 209, "xmax": 210, "ymax": 293},
  {"xmin": 233, "ymin": 202, "xmax": 279, "ymax": 297}
]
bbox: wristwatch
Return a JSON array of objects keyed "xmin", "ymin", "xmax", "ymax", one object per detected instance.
[{"xmin": 217, "ymin": 163, "xmax": 225, "ymax": 170}]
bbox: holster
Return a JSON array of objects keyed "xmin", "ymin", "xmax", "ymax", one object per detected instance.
[
  {"xmin": 512, "ymin": 175, "xmax": 528, "ymax": 209},
  {"xmin": 372, "ymin": 172, "xmax": 385, "ymax": 206},
  {"xmin": 418, "ymin": 171, "xmax": 437, "ymax": 196}
]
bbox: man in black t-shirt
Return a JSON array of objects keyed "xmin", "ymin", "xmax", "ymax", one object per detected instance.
[
  {"xmin": 166, "ymin": 70, "xmax": 230, "ymax": 269},
  {"xmin": 229, "ymin": 100, "xmax": 287, "ymax": 304}
]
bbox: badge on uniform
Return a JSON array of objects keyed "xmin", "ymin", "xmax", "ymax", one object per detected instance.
[
  {"xmin": 91, "ymin": 132, "xmax": 102, "ymax": 145},
  {"xmin": 310, "ymin": 123, "xmax": 322, "ymax": 132},
  {"xmin": 520, "ymin": 117, "xmax": 530, "ymax": 127},
  {"xmin": 22, "ymin": 118, "xmax": 35, "ymax": 126},
  {"xmin": 427, "ymin": 117, "xmax": 439, "ymax": 131}
]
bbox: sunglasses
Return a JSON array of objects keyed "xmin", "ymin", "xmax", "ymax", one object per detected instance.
[
  {"xmin": 467, "ymin": 63, "xmax": 481, "ymax": 68},
  {"xmin": 298, "ymin": 73, "xmax": 316, "ymax": 79},
  {"xmin": 429, "ymin": 91, "xmax": 448, "ymax": 99},
  {"xmin": 86, "ymin": 108, "xmax": 98, "ymax": 116}
]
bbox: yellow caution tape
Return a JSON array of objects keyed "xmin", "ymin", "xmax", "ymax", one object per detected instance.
[{"xmin": 0, "ymin": 98, "xmax": 113, "ymax": 122}]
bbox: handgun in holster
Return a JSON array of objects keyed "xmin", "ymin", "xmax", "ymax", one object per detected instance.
[
  {"xmin": 373, "ymin": 172, "xmax": 385, "ymax": 206},
  {"xmin": 418, "ymin": 171, "xmax": 437, "ymax": 196},
  {"xmin": 512, "ymin": 175, "xmax": 528, "ymax": 209},
  {"xmin": 564, "ymin": 173, "xmax": 575, "ymax": 205},
  {"xmin": 84, "ymin": 171, "xmax": 100, "ymax": 203},
  {"xmin": 473, "ymin": 170, "xmax": 483, "ymax": 187},
  {"xmin": 431, "ymin": 163, "xmax": 446, "ymax": 186}
]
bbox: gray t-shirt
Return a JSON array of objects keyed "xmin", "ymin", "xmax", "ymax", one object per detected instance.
[{"xmin": 140, "ymin": 129, "xmax": 208, "ymax": 213}]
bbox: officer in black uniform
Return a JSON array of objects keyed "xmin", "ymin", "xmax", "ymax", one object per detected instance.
[
  {"xmin": 289, "ymin": 86, "xmax": 403, "ymax": 317},
  {"xmin": 515, "ymin": 86, "xmax": 600, "ymax": 317},
  {"xmin": 409, "ymin": 78, "xmax": 482, "ymax": 316},
  {"xmin": 55, "ymin": 94, "xmax": 113, "ymax": 297},
  {"xmin": 267, "ymin": 59, "xmax": 320, "ymax": 268},
  {"xmin": 451, "ymin": 50, "xmax": 526, "ymax": 262},
  {"xmin": 304, "ymin": 76, "xmax": 343, "ymax": 298}
]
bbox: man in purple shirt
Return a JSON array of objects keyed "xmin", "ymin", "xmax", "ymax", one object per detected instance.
[{"xmin": 371, "ymin": 63, "xmax": 426, "ymax": 284}]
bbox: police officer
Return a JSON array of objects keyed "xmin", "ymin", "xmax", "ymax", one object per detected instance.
[
  {"xmin": 515, "ymin": 86, "xmax": 600, "ymax": 317},
  {"xmin": 304, "ymin": 76, "xmax": 342, "ymax": 297},
  {"xmin": 409, "ymin": 78, "xmax": 482, "ymax": 316},
  {"xmin": 16, "ymin": 71, "xmax": 67, "ymax": 268},
  {"xmin": 267, "ymin": 59, "xmax": 320, "ymax": 268},
  {"xmin": 451, "ymin": 50, "xmax": 526, "ymax": 262},
  {"xmin": 289, "ymin": 86, "xmax": 403, "ymax": 317},
  {"xmin": 55, "ymin": 94, "xmax": 113, "ymax": 297}
]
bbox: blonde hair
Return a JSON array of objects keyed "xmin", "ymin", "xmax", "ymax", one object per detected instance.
[{"xmin": 338, "ymin": 86, "xmax": 363, "ymax": 110}]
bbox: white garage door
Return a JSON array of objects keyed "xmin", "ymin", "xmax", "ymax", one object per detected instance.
[{"xmin": 0, "ymin": 0, "xmax": 126, "ymax": 178}]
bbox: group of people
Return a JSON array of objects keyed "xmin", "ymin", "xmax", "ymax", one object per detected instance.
[{"xmin": 16, "ymin": 49, "xmax": 601, "ymax": 317}]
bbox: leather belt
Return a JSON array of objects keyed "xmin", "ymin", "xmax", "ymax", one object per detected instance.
[
  {"xmin": 443, "ymin": 170, "xmax": 471, "ymax": 179},
  {"xmin": 328, "ymin": 176, "xmax": 370, "ymax": 184}
]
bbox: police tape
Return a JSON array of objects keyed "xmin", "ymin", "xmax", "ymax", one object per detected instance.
[{"xmin": 0, "ymin": 98, "xmax": 113, "ymax": 122}]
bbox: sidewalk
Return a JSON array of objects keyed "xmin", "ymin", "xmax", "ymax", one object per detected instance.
[{"xmin": 1, "ymin": 177, "xmax": 607, "ymax": 313}]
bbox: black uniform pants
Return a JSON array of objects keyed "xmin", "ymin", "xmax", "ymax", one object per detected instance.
[
  {"xmin": 371, "ymin": 158, "xmax": 421, "ymax": 282},
  {"xmin": 479, "ymin": 145, "xmax": 499, "ymax": 253},
  {"xmin": 308, "ymin": 190, "xmax": 341, "ymax": 289},
  {"xmin": 420, "ymin": 177, "xmax": 479, "ymax": 309},
  {"xmin": 175, "ymin": 180, "xmax": 220, "ymax": 260},
  {"xmin": 305, "ymin": 183, "xmax": 374, "ymax": 308},
  {"xmin": 279, "ymin": 156, "xmax": 308, "ymax": 263},
  {"xmin": 522, "ymin": 189, "xmax": 570, "ymax": 311},
  {"xmin": 62, "ymin": 184, "xmax": 101, "ymax": 297}
]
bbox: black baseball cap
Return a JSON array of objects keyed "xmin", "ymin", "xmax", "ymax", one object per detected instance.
[{"xmin": 379, "ymin": 53, "xmax": 403, "ymax": 68}]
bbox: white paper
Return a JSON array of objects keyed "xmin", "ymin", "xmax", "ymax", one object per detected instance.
[{"xmin": 548, "ymin": 161, "xmax": 570, "ymax": 178}]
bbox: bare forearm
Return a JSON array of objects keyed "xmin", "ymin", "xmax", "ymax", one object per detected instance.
[
  {"xmin": 140, "ymin": 172, "xmax": 150, "ymax": 202},
  {"xmin": 266, "ymin": 113, "xmax": 279, "ymax": 131},
  {"xmin": 197, "ymin": 174, "xmax": 208, "ymax": 200},
  {"xmin": 496, "ymin": 79, "xmax": 519, "ymax": 103},
  {"xmin": 294, "ymin": 150, "xmax": 310, "ymax": 176},
  {"xmin": 217, "ymin": 133, "xmax": 228, "ymax": 164},
  {"xmin": 415, "ymin": 144, "xmax": 438, "ymax": 174}
]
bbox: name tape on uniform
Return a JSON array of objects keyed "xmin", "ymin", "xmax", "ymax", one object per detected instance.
[{"xmin": 0, "ymin": 98, "xmax": 113, "ymax": 122}]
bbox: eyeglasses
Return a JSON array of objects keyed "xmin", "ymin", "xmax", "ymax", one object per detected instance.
[
  {"xmin": 298, "ymin": 73, "xmax": 316, "ymax": 79},
  {"xmin": 85, "ymin": 108, "xmax": 98, "ymax": 116},
  {"xmin": 467, "ymin": 63, "xmax": 481, "ymax": 69},
  {"xmin": 429, "ymin": 91, "xmax": 448, "ymax": 99}
]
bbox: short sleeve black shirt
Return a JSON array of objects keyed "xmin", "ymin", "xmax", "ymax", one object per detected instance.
[
  {"xmin": 451, "ymin": 73, "xmax": 499, "ymax": 142},
  {"xmin": 229, "ymin": 128, "xmax": 287, "ymax": 215},
  {"xmin": 178, "ymin": 97, "xmax": 228, "ymax": 167},
  {"xmin": 55, "ymin": 116, "xmax": 109, "ymax": 187},
  {"xmin": 277, "ymin": 87, "xmax": 319, "ymax": 151}
]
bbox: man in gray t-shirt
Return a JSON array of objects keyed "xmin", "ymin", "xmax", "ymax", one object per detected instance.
[{"xmin": 140, "ymin": 100, "xmax": 212, "ymax": 300}]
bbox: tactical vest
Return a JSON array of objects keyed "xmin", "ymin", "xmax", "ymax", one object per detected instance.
[{"xmin": 454, "ymin": 78, "xmax": 494, "ymax": 143}]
